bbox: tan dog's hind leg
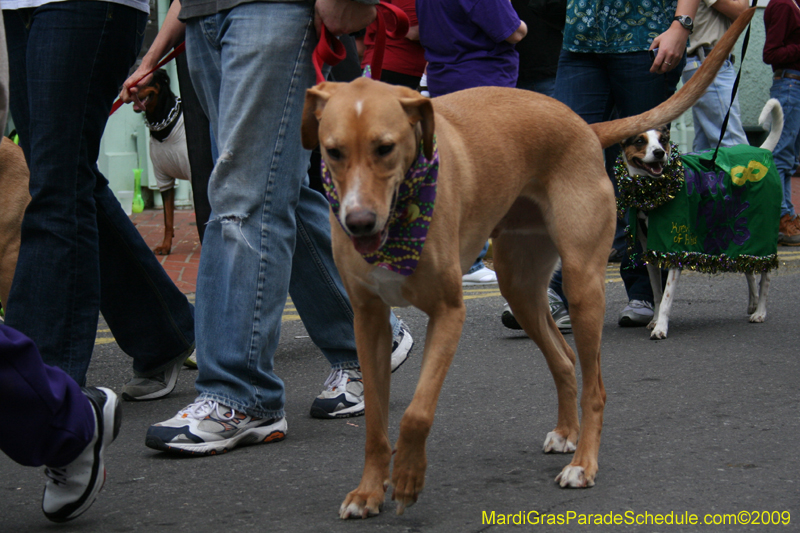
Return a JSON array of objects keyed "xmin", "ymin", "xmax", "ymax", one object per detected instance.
[
  {"xmin": 391, "ymin": 280, "xmax": 465, "ymax": 514},
  {"xmin": 493, "ymin": 231, "xmax": 580, "ymax": 455},
  {"xmin": 340, "ymin": 296, "xmax": 394, "ymax": 520},
  {"xmin": 556, "ymin": 253, "xmax": 608, "ymax": 487}
]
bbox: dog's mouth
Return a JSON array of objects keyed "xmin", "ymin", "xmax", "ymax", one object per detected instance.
[
  {"xmin": 632, "ymin": 157, "xmax": 665, "ymax": 177},
  {"xmin": 351, "ymin": 231, "xmax": 387, "ymax": 255},
  {"xmin": 347, "ymin": 189, "xmax": 397, "ymax": 255}
]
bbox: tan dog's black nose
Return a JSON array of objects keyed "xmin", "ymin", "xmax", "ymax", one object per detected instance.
[
  {"xmin": 345, "ymin": 210, "xmax": 377, "ymax": 236},
  {"xmin": 653, "ymin": 148, "xmax": 665, "ymax": 160}
]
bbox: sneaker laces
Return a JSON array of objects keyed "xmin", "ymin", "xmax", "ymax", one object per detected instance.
[
  {"xmin": 178, "ymin": 399, "xmax": 237, "ymax": 421},
  {"xmin": 322, "ymin": 369, "xmax": 348, "ymax": 392},
  {"xmin": 628, "ymin": 299, "xmax": 653, "ymax": 310},
  {"xmin": 45, "ymin": 467, "xmax": 68, "ymax": 486}
]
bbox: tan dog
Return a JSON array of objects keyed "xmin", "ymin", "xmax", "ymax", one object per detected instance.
[
  {"xmin": 301, "ymin": 9, "xmax": 753, "ymax": 518},
  {"xmin": 0, "ymin": 137, "xmax": 30, "ymax": 312}
]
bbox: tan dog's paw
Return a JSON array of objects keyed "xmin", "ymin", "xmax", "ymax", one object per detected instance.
[
  {"xmin": 339, "ymin": 486, "xmax": 386, "ymax": 519},
  {"xmin": 391, "ymin": 455, "xmax": 427, "ymax": 515},
  {"xmin": 543, "ymin": 431, "xmax": 576, "ymax": 453},
  {"xmin": 555, "ymin": 465, "xmax": 595, "ymax": 488}
]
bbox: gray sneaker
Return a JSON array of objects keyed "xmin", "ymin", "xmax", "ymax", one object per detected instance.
[
  {"xmin": 618, "ymin": 299, "xmax": 654, "ymax": 327},
  {"xmin": 122, "ymin": 345, "xmax": 194, "ymax": 401}
]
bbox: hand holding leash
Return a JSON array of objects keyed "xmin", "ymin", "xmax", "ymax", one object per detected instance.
[{"xmin": 313, "ymin": 1, "xmax": 409, "ymax": 84}]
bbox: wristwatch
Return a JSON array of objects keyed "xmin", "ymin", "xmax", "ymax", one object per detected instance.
[{"xmin": 673, "ymin": 15, "xmax": 694, "ymax": 34}]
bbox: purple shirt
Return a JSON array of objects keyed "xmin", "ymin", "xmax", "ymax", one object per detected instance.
[{"xmin": 416, "ymin": 0, "xmax": 522, "ymax": 96}]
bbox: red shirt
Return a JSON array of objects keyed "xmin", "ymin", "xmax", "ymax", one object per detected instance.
[
  {"xmin": 763, "ymin": 0, "xmax": 800, "ymax": 71},
  {"xmin": 361, "ymin": 0, "xmax": 427, "ymax": 78}
]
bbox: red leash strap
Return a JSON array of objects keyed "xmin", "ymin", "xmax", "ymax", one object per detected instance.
[
  {"xmin": 109, "ymin": 41, "xmax": 187, "ymax": 116},
  {"xmin": 313, "ymin": 25, "xmax": 348, "ymax": 85},
  {"xmin": 312, "ymin": 2, "xmax": 409, "ymax": 85},
  {"xmin": 369, "ymin": 2, "xmax": 408, "ymax": 82}
]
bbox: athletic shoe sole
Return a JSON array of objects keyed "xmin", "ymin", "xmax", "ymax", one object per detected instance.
[
  {"xmin": 44, "ymin": 387, "xmax": 121, "ymax": 523},
  {"xmin": 145, "ymin": 418, "xmax": 287, "ymax": 456},
  {"xmin": 310, "ymin": 400, "xmax": 365, "ymax": 420}
]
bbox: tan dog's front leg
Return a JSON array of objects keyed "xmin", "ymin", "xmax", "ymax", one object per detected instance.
[
  {"xmin": 340, "ymin": 298, "xmax": 394, "ymax": 519},
  {"xmin": 392, "ymin": 302, "xmax": 465, "ymax": 514}
]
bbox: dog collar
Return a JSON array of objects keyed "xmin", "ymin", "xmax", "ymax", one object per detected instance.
[
  {"xmin": 321, "ymin": 137, "xmax": 439, "ymax": 276},
  {"xmin": 615, "ymin": 142, "xmax": 684, "ymax": 216},
  {"xmin": 146, "ymin": 97, "xmax": 182, "ymax": 133}
]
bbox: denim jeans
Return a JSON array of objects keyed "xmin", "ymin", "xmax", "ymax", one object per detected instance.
[
  {"xmin": 682, "ymin": 57, "xmax": 748, "ymax": 152},
  {"xmin": 551, "ymin": 50, "xmax": 683, "ymax": 304},
  {"xmin": 769, "ymin": 71, "xmax": 800, "ymax": 217},
  {"xmin": 3, "ymin": 3, "xmax": 195, "ymax": 386},
  {"xmin": 185, "ymin": 3, "xmax": 378, "ymax": 419},
  {"xmin": 516, "ymin": 76, "xmax": 556, "ymax": 99}
]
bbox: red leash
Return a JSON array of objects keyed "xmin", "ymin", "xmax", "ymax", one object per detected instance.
[
  {"xmin": 312, "ymin": 2, "xmax": 409, "ymax": 84},
  {"xmin": 109, "ymin": 41, "xmax": 187, "ymax": 116}
]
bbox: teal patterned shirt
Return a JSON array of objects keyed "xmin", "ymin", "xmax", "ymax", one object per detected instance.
[{"xmin": 563, "ymin": 0, "xmax": 679, "ymax": 53}]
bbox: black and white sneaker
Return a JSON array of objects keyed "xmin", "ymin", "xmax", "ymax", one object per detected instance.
[
  {"xmin": 42, "ymin": 387, "xmax": 122, "ymax": 523},
  {"xmin": 390, "ymin": 319, "xmax": 414, "ymax": 372},
  {"xmin": 310, "ymin": 368, "xmax": 365, "ymax": 419}
]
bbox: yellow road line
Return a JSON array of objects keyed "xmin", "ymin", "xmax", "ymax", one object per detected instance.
[{"xmin": 94, "ymin": 252, "xmax": 798, "ymax": 345}]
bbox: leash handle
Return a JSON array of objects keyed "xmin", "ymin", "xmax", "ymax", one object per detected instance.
[
  {"xmin": 313, "ymin": 24, "xmax": 348, "ymax": 85},
  {"xmin": 109, "ymin": 41, "xmax": 187, "ymax": 116},
  {"xmin": 312, "ymin": 2, "xmax": 409, "ymax": 84}
]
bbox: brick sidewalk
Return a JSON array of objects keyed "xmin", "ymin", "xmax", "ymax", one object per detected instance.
[{"xmin": 130, "ymin": 208, "xmax": 200, "ymax": 294}]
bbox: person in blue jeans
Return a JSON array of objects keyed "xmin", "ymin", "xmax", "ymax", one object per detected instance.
[
  {"xmin": 3, "ymin": 0, "xmax": 196, "ymax": 396},
  {"xmin": 120, "ymin": 0, "xmax": 414, "ymax": 455},
  {"xmin": 682, "ymin": 0, "xmax": 749, "ymax": 153},
  {"xmin": 763, "ymin": 0, "xmax": 800, "ymax": 246},
  {"xmin": 0, "ymin": 16, "xmax": 120, "ymax": 523},
  {"xmin": 549, "ymin": 0, "xmax": 698, "ymax": 327}
]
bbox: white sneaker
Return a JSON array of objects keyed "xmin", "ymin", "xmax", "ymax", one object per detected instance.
[
  {"xmin": 42, "ymin": 387, "xmax": 121, "ymax": 523},
  {"xmin": 145, "ymin": 399, "xmax": 286, "ymax": 456},
  {"xmin": 391, "ymin": 319, "xmax": 414, "ymax": 372},
  {"xmin": 462, "ymin": 266, "xmax": 498, "ymax": 286}
]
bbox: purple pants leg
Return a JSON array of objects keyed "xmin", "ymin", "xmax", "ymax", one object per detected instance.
[{"xmin": 0, "ymin": 324, "xmax": 93, "ymax": 467}]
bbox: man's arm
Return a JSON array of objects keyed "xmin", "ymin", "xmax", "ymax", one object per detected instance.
[
  {"xmin": 710, "ymin": 0, "xmax": 748, "ymax": 21},
  {"xmin": 120, "ymin": 0, "xmax": 185, "ymax": 104},
  {"xmin": 505, "ymin": 21, "xmax": 528, "ymax": 43}
]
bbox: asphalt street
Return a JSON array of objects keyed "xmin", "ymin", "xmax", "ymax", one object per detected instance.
[{"xmin": 2, "ymin": 252, "xmax": 799, "ymax": 532}]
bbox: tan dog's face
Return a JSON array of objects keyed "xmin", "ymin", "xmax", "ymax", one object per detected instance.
[
  {"xmin": 620, "ymin": 125, "xmax": 671, "ymax": 178},
  {"xmin": 302, "ymin": 78, "xmax": 434, "ymax": 255}
]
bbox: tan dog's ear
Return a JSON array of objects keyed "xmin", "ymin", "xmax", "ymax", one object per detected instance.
[
  {"xmin": 301, "ymin": 82, "xmax": 337, "ymax": 150},
  {"xmin": 399, "ymin": 94, "xmax": 435, "ymax": 160}
]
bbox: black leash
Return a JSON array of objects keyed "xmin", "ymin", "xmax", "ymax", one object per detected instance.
[{"xmin": 706, "ymin": 0, "xmax": 759, "ymax": 168}]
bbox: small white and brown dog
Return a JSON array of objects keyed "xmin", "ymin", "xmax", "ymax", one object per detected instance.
[{"xmin": 621, "ymin": 99, "xmax": 783, "ymax": 340}]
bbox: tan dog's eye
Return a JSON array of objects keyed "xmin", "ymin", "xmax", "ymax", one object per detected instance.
[
  {"xmin": 377, "ymin": 144, "xmax": 395, "ymax": 157},
  {"xmin": 326, "ymin": 147, "xmax": 342, "ymax": 161}
]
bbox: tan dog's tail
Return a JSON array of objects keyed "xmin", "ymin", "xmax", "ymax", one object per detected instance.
[{"xmin": 591, "ymin": 7, "xmax": 755, "ymax": 149}]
